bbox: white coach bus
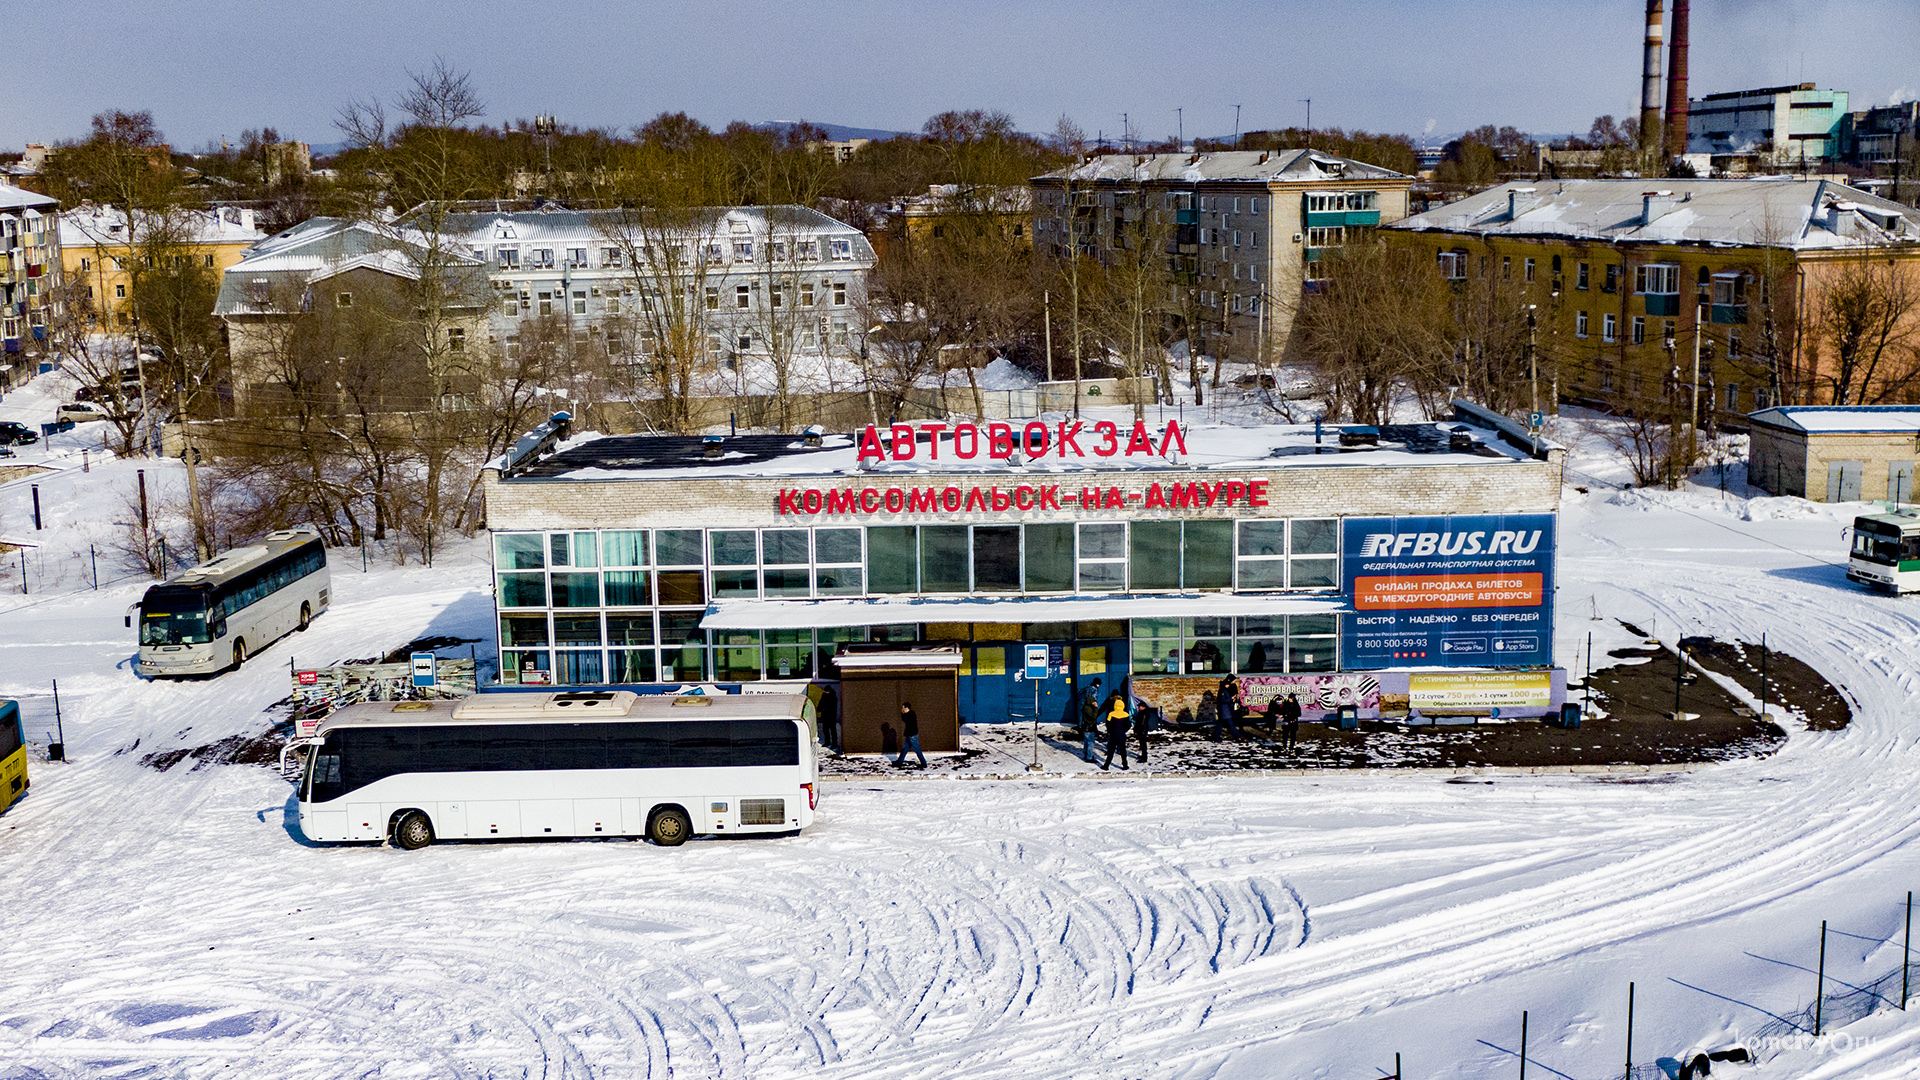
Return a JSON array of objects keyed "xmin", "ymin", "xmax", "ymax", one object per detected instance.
[
  {"xmin": 294, "ymin": 690, "xmax": 819, "ymax": 849},
  {"xmin": 132, "ymin": 526, "xmax": 330, "ymax": 676}
]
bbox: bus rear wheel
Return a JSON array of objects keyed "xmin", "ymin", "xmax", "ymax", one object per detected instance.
[
  {"xmin": 231, "ymin": 640, "xmax": 246, "ymax": 669},
  {"xmin": 648, "ymin": 807, "xmax": 692, "ymax": 847},
  {"xmin": 392, "ymin": 811, "xmax": 434, "ymax": 850},
  {"xmin": 298, "ymin": 602, "xmax": 312, "ymax": 631}
]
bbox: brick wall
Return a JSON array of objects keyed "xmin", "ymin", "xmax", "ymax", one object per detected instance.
[{"xmin": 485, "ymin": 457, "xmax": 1564, "ymax": 531}]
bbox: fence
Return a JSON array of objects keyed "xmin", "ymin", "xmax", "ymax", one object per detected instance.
[{"xmin": 288, "ymin": 658, "xmax": 479, "ymax": 738}]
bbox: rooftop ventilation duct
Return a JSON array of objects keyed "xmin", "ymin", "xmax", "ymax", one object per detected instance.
[
  {"xmin": 1642, "ymin": 190, "xmax": 1676, "ymax": 223},
  {"xmin": 1509, "ymin": 187, "xmax": 1539, "ymax": 219}
]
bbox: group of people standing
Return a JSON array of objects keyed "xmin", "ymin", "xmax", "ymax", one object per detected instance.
[
  {"xmin": 1079, "ymin": 680, "xmax": 1147, "ymax": 770},
  {"xmin": 1209, "ymin": 674, "xmax": 1304, "ymax": 751}
]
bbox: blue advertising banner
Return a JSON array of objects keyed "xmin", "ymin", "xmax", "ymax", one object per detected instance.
[{"xmin": 1340, "ymin": 514, "xmax": 1556, "ymax": 669}]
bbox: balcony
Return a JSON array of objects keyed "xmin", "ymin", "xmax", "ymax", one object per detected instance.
[
  {"xmin": 1711, "ymin": 304, "xmax": 1748, "ymax": 325},
  {"xmin": 1304, "ymin": 210, "xmax": 1380, "ymax": 228},
  {"xmin": 1643, "ymin": 294, "xmax": 1679, "ymax": 317}
]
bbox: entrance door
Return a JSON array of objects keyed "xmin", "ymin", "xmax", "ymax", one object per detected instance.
[
  {"xmin": 1009, "ymin": 642, "xmax": 1074, "ymax": 726},
  {"xmin": 1828, "ymin": 460, "xmax": 1863, "ymax": 502},
  {"xmin": 1890, "ymin": 461, "xmax": 1916, "ymax": 504}
]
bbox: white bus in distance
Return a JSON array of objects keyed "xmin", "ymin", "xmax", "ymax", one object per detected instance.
[
  {"xmin": 296, "ymin": 690, "xmax": 819, "ymax": 848},
  {"xmin": 132, "ymin": 526, "xmax": 330, "ymax": 676}
]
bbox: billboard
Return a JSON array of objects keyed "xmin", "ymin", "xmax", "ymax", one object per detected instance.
[{"xmin": 1341, "ymin": 514, "xmax": 1555, "ymax": 669}]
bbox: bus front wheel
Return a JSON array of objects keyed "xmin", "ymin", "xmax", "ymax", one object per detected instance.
[
  {"xmin": 648, "ymin": 807, "xmax": 692, "ymax": 847},
  {"xmin": 298, "ymin": 602, "xmax": 312, "ymax": 631},
  {"xmin": 231, "ymin": 640, "xmax": 246, "ymax": 669},
  {"xmin": 392, "ymin": 811, "xmax": 434, "ymax": 850}
]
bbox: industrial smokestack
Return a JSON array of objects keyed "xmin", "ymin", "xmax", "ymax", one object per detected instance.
[
  {"xmin": 1664, "ymin": 0, "xmax": 1690, "ymax": 161},
  {"xmin": 1640, "ymin": 1, "xmax": 1665, "ymax": 154}
]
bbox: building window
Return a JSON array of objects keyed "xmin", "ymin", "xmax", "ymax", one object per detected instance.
[
  {"xmin": 1250, "ymin": 198, "xmax": 1260, "ymax": 214},
  {"xmin": 705, "ymin": 287, "xmax": 720, "ymax": 310},
  {"xmin": 1501, "ymin": 255, "xmax": 1511, "ymax": 279},
  {"xmin": 1753, "ymin": 386, "xmax": 1772, "ymax": 410},
  {"xmin": 832, "ymin": 282, "xmax": 847, "ymax": 306},
  {"xmin": 79, "ymin": 257, "xmax": 90, "ymax": 271},
  {"xmin": 1728, "ymin": 329, "xmax": 1742, "ymax": 358},
  {"xmin": 538, "ymin": 291, "xmax": 554, "ymax": 316},
  {"xmin": 447, "ymin": 327, "xmax": 465, "ymax": 353},
  {"xmin": 800, "ymin": 283, "xmax": 816, "ymax": 307},
  {"xmin": 1725, "ymin": 383, "xmax": 1740, "ymax": 411},
  {"xmin": 1602, "ymin": 313, "xmax": 1617, "ymax": 342},
  {"xmin": 1577, "ymin": 261, "xmax": 1589, "ymax": 290},
  {"xmin": 1631, "ymin": 316, "xmax": 1646, "ymax": 345},
  {"xmin": 1575, "ymin": 311, "xmax": 1589, "ymax": 338},
  {"xmin": 736, "ymin": 284, "xmax": 751, "ymax": 309},
  {"xmin": 567, "ymin": 248, "xmax": 587, "ymax": 267},
  {"xmin": 572, "ymin": 290, "xmax": 586, "ymax": 315},
  {"xmin": 830, "ymin": 238, "xmax": 853, "ymax": 260},
  {"xmin": 603, "ymin": 247, "xmax": 623, "ymax": 268},
  {"xmin": 1523, "ymin": 257, "xmax": 1536, "ymax": 283},
  {"xmin": 204, "ymin": 254, "xmax": 215, "ymax": 268},
  {"xmin": 1438, "ymin": 250, "xmax": 1467, "ymax": 280},
  {"xmin": 532, "ymin": 249, "xmax": 555, "ymax": 269},
  {"xmin": 1078, "ymin": 522, "xmax": 1126, "ymax": 591},
  {"xmin": 1603, "ymin": 264, "xmax": 1621, "ymax": 293},
  {"xmin": 734, "ymin": 240, "xmax": 753, "ymax": 260},
  {"xmin": 336, "ymin": 291, "xmax": 352, "ymax": 308},
  {"xmin": 115, "ymin": 284, "xmax": 127, "ymax": 299},
  {"xmin": 499, "ymin": 248, "xmax": 520, "ymax": 269},
  {"xmin": 1307, "ymin": 226, "xmax": 1345, "ymax": 247}
]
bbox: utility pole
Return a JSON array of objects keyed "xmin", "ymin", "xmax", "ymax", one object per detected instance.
[
  {"xmin": 1043, "ymin": 290, "xmax": 1053, "ymax": 382},
  {"xmin": 1300, "ymin": 99, "xmax": 1312, "ymax": 145},
  {"xmin": 174, "ymin": 377, "xmax": 210, "ymax": 562},
  {"xmin": 1690, "ymin": 300, "xmax": 1705, "ymax": 462},
  {"xmin": 1176, "ymin": 107, "xmax": 1183, "ymax": 146},
  {"xmin": 1233, "ymin": 104, "xmax": 1243, "ymax": 146}
]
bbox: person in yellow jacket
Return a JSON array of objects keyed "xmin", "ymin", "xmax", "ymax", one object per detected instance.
[{"xmin": 1101, "ymin": 691, "xmax": 1131, "ymax": 771}]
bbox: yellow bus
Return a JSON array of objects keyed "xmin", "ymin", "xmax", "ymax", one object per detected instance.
[{"xmin": 0, "ymin": 699, "xmax": 26, "ymax": 814}]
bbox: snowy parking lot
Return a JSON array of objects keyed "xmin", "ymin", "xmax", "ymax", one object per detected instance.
[{"xmin": 2, "ymin": 422, "xmax": 1919, "ymax": 1079}]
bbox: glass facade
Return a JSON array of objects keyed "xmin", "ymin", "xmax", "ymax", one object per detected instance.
[{"xmin": 493, "ymin": 519, "xmax": 1342, "ymax": 684}]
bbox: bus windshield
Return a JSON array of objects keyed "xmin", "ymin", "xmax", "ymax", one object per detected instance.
[{"xmin": 140, "ymin": 589, "xmax": 213, "ymax": 645}]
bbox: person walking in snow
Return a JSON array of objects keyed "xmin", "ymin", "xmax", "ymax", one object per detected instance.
[
  {"xmin": 1101, "ymin": 691, "xmax": 1131, "ymax": 771},
  {"xmin": 1279, "ymin": 693, "xmax": 1303, "ymax": 751},
  {"xmin": 894, "ymin": 700, "xmax": 926, "ymax": 768}
]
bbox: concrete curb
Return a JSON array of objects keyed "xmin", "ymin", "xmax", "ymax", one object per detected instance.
[{"xmin": 819, "ymin": 761, "xmax": 1702, "ymax": 783}]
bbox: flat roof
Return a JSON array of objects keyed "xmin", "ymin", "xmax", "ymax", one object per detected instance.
[
  {"xmin": 314, "ymin": 691, "xmax": 809, "ymax": 735},
  {"xmin": 499, "ymin": 420, "xmax": 1527, "ymax": 482},
  {"xmin": 1749, "ymin": 405, "xmax": 1920, "ymax": 434}
]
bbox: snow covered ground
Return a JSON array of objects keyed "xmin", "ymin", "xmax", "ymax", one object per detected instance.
[{"xmin": 2, "ymin": 405, "xmax": 1919, "ymax": 1079}]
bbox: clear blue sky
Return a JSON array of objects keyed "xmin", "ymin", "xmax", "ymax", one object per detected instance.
[{"xmin": 6, "ymin": 0, "xmax": 1915, "ymax": 151}]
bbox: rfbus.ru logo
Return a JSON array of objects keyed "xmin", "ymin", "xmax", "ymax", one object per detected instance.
[{"xmin": 1356, "ymin": 530, "xmax": 1544, "ymax": 558}]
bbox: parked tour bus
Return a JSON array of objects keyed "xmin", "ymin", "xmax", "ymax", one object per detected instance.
[
  {"xmin": 293, "ymin": 690, "xmax": 819, "ymax": 849},
  {"xmin": 132, "ymin": 527, "xmax": 330, "ymax": 676},
  {"xmin": 0, "ymin": 699, "xmax": 26, "ymax": 814},
  {"xmin": 1848, "ymin": 511, "xmax": 1920, "ymax": 593}
]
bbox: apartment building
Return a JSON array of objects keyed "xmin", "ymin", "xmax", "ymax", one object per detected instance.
[
  {"xmin": 59, "ymin": 205, "xmax": 267, "ymax": 329},
  {"xmin": 0, "ymin": 180, "xmax": 59, "ymax": 389},
  {"xmin": 1029, "ymin": 149, "xmax": 1414, "ymax": 358}
]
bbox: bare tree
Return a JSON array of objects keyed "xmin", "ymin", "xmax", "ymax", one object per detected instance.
[
  {"xmin": 1290, "ymin": 240, "xmax": 1453, "ymax": 425},
  {"xmin": 1810, "ymin": 253, "xmax": 1920, "ymax": 404}
]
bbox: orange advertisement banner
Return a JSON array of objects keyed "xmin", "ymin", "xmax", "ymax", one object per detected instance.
[{"xmin": 1353, "ymin": 573, "xmax": 1544, "ymax": 610}]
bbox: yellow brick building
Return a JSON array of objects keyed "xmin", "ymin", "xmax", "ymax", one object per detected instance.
[
  {"xmin": 1384, "ymin": 179, "xmax": 1920, "ymax": 422},
  {"xmin": 58, "ymin": 205, "xmax": 267, "ymax": 329}
]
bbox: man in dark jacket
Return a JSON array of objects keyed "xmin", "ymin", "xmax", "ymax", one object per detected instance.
[
  {"xmin": 1132, "ymin": 688, "xmax": 1149, "ymax": 764},
  {"xmin": 894, "ymin": 700, "xmax": 926, "ymax": 768},
  {"xmin": 1101, "ymin": 692, "xmax": 1130, "ymax": 771},
  {"xmin": 1213, "ymin": 674, "xmax": 1242, "ymax": 741},
  {"xmin": 1279, "ymin": 693, "xmax": 1303, "ymax": 751},
  {"xmin": 1079, "ymin": 680, "xmax": 1102, "ymax": 763}
]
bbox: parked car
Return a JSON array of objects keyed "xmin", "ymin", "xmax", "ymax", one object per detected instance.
[
  {"xmin": 56, "ymin": 401, "xmax": 114, "ymax": 424},
  {"xmin": 0, "ymin": 420, "xmax": 37, "ymax": 446}
]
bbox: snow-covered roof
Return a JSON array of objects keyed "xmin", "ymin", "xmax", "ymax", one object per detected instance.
[
  {"xmin": 58, "ymin": 204, "xmax": 265, "ymax": 249},
  {"xmin": 1749, "ymin": 405, "xmax": 1920, "ymax": 434},
  {"xmin": 1387, "ymin": 178, "xmax": 1920, "ymax": 251},
  {"xmin": 427, "ymin": 203, "xmax": 872, "ymax": 257},
  {"xmin": 213, "ymin": 217, "xmax": 486, "ymax": 317},
  {"xmin": 0, "ymin": 181, "xmax": 56, "ymax": 213},
  {"xmin": 502, "ymin": 419, "xmax": 1535, "ymax": 482},
  {"xmin": 1035, "ymin": 148, "xmax": 1409, "ymax": 186}
]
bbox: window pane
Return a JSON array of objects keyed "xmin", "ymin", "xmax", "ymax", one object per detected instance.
[
  {"xmin": 763, "ymin": 529, "xmax": 810, "ymax": 566},
  {"xmin": 607, "ymin": 612, "xmax": 654, "ymax": 645},
  {"xmin": 1132, "ymin": 617, "xmax": 1181, "ymax": 639},
  {"xmin": 1238, "ymin": 560, "xmax": 1286, "ymax": 589},
  {"xmin": 713, "ymin": 569, "xmax": 758, "ymax": 598},
  {"xmin": 816, "ymin": 566, "xmax": 863, "ymax": 595},
  {"xmin": 570, "ymin": 532, "xmax": 599, "ymax": 567},
  {"xmin": 867, "ymin": 527, "xmax": 917, "ymax": 593},
  {"xmin": 659, "ymin": 611, "xmax": 706, "ymax": 681},
  {"xmin": 551, "ymin": 572, "xmax": 601, "ymax": 607},
  {"xmin": 503, "ymin": 650, "xmax": 550, "ymax": 682},
  {"xmin": 1291, "ymin": 557, "xmax": 1337, "ymax": 589},
  {"xmin": 497, "ymin": 573, "xmax": 547, "ymax": 608},
  {"xmin": 554, "ymin": 615, "xmax": 602, "ymax": 645},
  {"xmin": 711, "ymin": 530, "xmax": 758, "ymax": 566},
  {"xmin": 817, "ymin": 528, "xmax": 861, "ymax": 564},
  {"xmin": 555, "ymin": 650, "xmax": 603, "ymax": 685},
  {"xmin": 1183, "ymin": 521, "xmax": 1233, "ymax": 588},
  {"xmin": 550, "ymin": 533, "xmax": 572, "ymax": 567},
  {"xmin": 715, "ymin": 646, "xmax": 761, "ymax": 681},
  {"xmin": 500, "ymin": 615, "xmax": 549, "ymax": 647},
  {"xmin": 1292, "ymin": 519, "xmax": 1338, "ymax": 555},
  {"xmin": 972, "ymin": 526, "xmax": 1020, "ymax": 592},
  {"xmin": 602, "ymin": 570, "xmax": 652, "ymax": 606},
  {"xmin": 657, "ymin": 570, "xmax": 706, "ymax": 606},
  {"xmin": 1290, "ymin": 614, "xmax": 1338, "ymax": 637},
  {"xmin": 1079, "ymin": 522, "xmax": 1125, "ymax": 560},
  {"xmin": 1131, "ymin": 637, "xmax": 1181, "ymax": 674},
  {"xmin": 495, "ymin": 533, "xmax": 545, "ymax": 570},
  {"xmin": 1130, "ymin": 521, "xmax": 1181, "ymax": 590},
  {"xmin": 1080, "ymin": 561, "xmax": 1125, "ymax": 592},
  {"xmin": 1289, "ymin": 640, "xmax": 1335, "ymax": 672},
  {"xmin": 603, "ymin": 530, "xmax": 649, "ymax": 567},
  {"xmin": 763, "ymin": 567, "xmax": 811, "ymax": 597},
  {"xmin": 1239, "ymin": 520, "xmax": 1286, "ymax": 557},
  {"xmin": 1236, "ymin": 636, "xmax": 1285, "ymax": 672},
  {"xmin": 657, "ymin": 529, "xmax": 704, "ymax": 566},
  {"xmin": 1024, "ymin": 523, "xmax": 1074, "ymax": 592},
  {"xmin": 766, "ymin": 647, "xmax": 813, "ymax": 679},
  {"xmin": 610, "ymin": 648, "xmax": 656, "ymax": 682},
  {"xmin": 920, "ymin": 525, "xmax": 969, "ymax": 593},
  {"xmin": 1184, "ymin": 637, "xmax": 1230, "ymax": 674},
  {"xmin": 1191, "ymin": 616, "xmax": 1232, "ymax": 638}
]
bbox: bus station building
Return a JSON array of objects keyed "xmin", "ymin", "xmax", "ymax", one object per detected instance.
[{"xmin": 480, "ymin": 409, "xmax": 1568, "ymax": 751}]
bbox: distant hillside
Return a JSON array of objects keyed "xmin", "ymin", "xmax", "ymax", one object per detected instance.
[{"xmin": 757, "ymin": 121, "xmax": 912, "ymax": 142}]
